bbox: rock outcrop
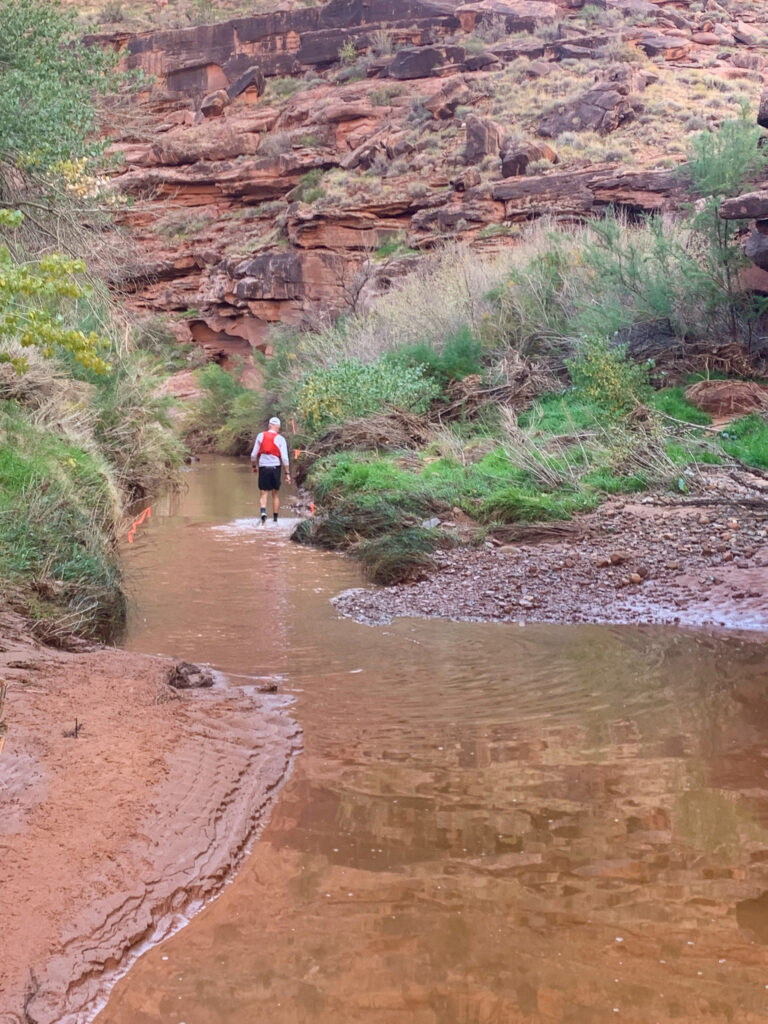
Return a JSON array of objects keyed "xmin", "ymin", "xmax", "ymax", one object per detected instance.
[{"xmin": 100, "ymin": 0, "xmax": 768, "ymax": 363}]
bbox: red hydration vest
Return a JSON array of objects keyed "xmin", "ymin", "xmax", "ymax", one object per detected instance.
[{"xmin": 257, "ymin": 430, "xmax": 282, "ymax": 461}]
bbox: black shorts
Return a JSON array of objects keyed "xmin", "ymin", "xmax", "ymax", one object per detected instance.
[{"xmin": 258, "ymin": 465, "xmax": 282, "ymax": 491}]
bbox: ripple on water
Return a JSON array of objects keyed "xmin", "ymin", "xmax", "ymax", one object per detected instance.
[{"xmin": 106, "ymin": 459, "xmax": 768, "ymax": 1024}]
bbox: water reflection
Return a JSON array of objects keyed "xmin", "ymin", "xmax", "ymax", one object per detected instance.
[{"xmin": 103, "ymin": 459, "xmax": 768, "ymax": 1024}]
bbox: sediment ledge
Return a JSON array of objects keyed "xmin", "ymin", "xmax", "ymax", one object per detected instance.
[
  {"xmin": 334, "ymin": 489, "xmax": 768, "ymax": 633},
  {"xmin": 0, "ymin": 612, "xmax": 300, "ymax": 1024}
]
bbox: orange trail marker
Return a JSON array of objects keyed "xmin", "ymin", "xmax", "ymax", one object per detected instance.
[
  {"xmin": 291, "ymin": 418, "xmax": 297, "ymax": 434},
  {"xmin": 310, "ymin": 502, "xmax": 315, "ymax": 516},
  {"xmin": 127, "ymin": 507, "xmax": 152, "ymax": 544}
]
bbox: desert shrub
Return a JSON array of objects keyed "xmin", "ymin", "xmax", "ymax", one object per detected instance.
[
  {"xmin": 84, "ymin": 350, "xmax": 186, "ymax": 497},
  {"xmin": 268, "ymin": 77, "xmax": 306, "ymax": 99},
  {"xmin": 567, "ymin": 336, "xmax": 651, "ymax": 417},
  {"xmin": 685, "ymin": 106, "xmax": 768, "ymax": 200},
  {"xmin": 385, "ymin": 326, "xmax": 484, "ymax": 389},
  {"xmin": 183, "ymin": 362, "xmax": 262, "ymax": 454},
  {"xmin": 296, "ymin": 359, "xmax": 439, "ymax": 434},
  {"xmin": 292, "ymin": 168, "xmax": 325, "ymax": 203},
  {"xmin": 338, "ymin": 40, "xmax": 358, "ymax": 64},
  {"xmin": 215, "ymin": 388, "xmax": 265, "ymax": 455}
]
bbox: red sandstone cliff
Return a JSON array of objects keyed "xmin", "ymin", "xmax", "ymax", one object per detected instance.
[{"xmin": 96, "ymin": 0, "xmax": 768, "ymax": 362}]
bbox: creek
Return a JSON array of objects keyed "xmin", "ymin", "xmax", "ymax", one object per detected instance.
[{"xmin": 99, "ymin": 456, "xmax": 768, "ymax": 1024}]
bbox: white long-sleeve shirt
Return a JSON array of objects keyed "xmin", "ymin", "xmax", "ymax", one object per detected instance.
[{"xmin": 251, "ymin": 431, "xmax": 290, "ymax": 468}]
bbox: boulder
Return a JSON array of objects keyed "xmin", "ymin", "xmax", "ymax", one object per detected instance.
[
  {"xmin": 151, "ymin": 126, "xmax": 261, "ymax": 165},
  {"xmin": 388, "ymin": 46, "xmax": 444, "ymax": 79},
  {"xmin": 489, "ymin": 39, "xmax": 546, "ymax": 61},
  {"xmin": 464, "ymin": 50, "xmax": 500, "ymax": 71},
  {"xmin": 200, "ymin": 89, "xmax": 229, "ymax": 118},
  {"xmin": 539, "ymin": 67, "xmax": 648, "ymax": 137},
  {"xmin": 732, "ymin": 20, "xmax": 762, "ymax": 46},
  {"xmin": 500, "ymin": 140, "xmax": 558, "ymax": 177},
  {"xmin": 423, "ymin": 77, "xmax": 472, "ymax": 119},
  {"xmin": 758, "ymin": 88, "xmax": 768, "ymax": 130},
  {"xmin": 456, "ymin": 0, "xmax": 557, "ymax": 34},
  {"xmin": 719, "ymin": 190, "xmax": 768, "ymax": 221},
  {"xmin": 464, "ymin": 113, "xmax": 504, "ymax": 165},
  {"xmin": 232, "ymin": 252, "xmax": 305, "ymax": 300},
  {"xmin": 526, "ymin": 59, "xmax": 551, "ymax": 77},
  {"xmin": 638, "ymin": 34, "xmax": 691, "ymax": 60},
  {"xmin": 692, "ymin": 31, "xmax": 719, "ymax": 45},
  {"xmin": 745, "ymin": 221, "xmax": 768, "ymax": 272},
  {"xmin": 167, "ymin": 660, "xmax": 215, "ymax": 689},
  {"xmin": 451, "ymin": 167, "xmax": 481, "ymax": 190},
  {"xmin": 227, "ymin": 65, "xmax": 266, "ymax": 101}
]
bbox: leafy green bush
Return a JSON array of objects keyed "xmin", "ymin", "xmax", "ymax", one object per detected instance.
[
  {"xmin": 385, "ymin": 326, "xmax": 484, "ymax": 389},
  {"xmin": 0, "ymin": 0, "xmax": 117, "ymax": 170},
  {"xmin": 296, "ymin": 359, "xmax": 439, "ymax": 434},
  {"xmin": 0, "ymin": 210, "xmax": 109, "ymax": 374},
  {"xmin": 567, "ymin": 336, "xmax": 651, "ymax": 417},
  {"xmin": 184, "ymin": 363, "xmax": 264, "ymax": 455}
]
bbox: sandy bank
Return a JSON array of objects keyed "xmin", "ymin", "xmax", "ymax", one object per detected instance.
[
  {"xmin": 0, "ymin": 612, "xmax": 300, "ymax": 1024},
  {"xmin": 335, "ymin": 490, "xmax": 768, "ymax": 633}
]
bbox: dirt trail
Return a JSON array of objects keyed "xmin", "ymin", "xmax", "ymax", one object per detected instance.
[{"xmin": 0, "ymin": 612, "xmax": 300, "ymax": 1024}]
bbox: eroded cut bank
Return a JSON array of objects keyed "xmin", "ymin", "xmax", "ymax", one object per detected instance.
[{"xmin": 0, "ymin": 610, "xmax": 300, "ymax": 1024}]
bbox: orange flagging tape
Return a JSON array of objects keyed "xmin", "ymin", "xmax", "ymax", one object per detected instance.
[
  {"xmin": 127, "ymin": 507, "xmax": 151, "ymax": 544},
  {"xmin": 310, "ymin": 502, "xmax": 315, "ymax": 516},
  {"xmin": 291, "ymin": 418, "xmax": 297, "ymax": 434},
  {"xmin": 294, "ymin": 449, "xmax": 302, "ymax": 460}
]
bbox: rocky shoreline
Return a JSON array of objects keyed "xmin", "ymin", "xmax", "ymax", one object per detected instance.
[
  {"xmin": 334, "ymin": 478, "xmax": 768, "ymax": 633},
  {"xmin": 0, "ymin": 613, "xmax": 300, "ymax": 1024}
]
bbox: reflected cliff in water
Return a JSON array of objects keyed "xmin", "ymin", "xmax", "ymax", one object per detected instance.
[{"xmin": 103, "ymin": 458, "xmax": 768, "ymax": 1024}]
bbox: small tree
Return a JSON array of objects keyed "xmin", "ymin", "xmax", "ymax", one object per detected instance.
[
  {"xmin": 684, "ymin": 108, "xmax": 768, "ymax": 345},
  {"xmin": 0, "ymin": 210, "xmax": 109, "ymax": 373},
  {"xmin": 0, "ymin": 0, "xmax": 117, "ymax": 172}
]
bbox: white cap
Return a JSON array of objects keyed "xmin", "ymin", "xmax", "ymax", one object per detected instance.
[{"xmin": 269, "ymin": 416, "xmax": 281, "ymax": 428}]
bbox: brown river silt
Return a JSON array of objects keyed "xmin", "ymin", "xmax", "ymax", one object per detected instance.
[{"xmin": 99, "ymin": 457, "xmax": 768, "ymax": 1024}]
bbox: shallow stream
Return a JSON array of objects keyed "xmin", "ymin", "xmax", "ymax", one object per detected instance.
[{"xmin": 101, "ymin": 457, "xmax": 768, "ymax": 1024}]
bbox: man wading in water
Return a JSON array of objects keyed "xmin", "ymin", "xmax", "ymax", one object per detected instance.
[{"xmin": 251, "ymin": 416, "xmax": 291, "ymax": 524}]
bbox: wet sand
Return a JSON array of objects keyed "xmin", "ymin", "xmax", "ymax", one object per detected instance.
[{"xmin": 0, "ymin": 611, "xmax": 300, "ymax": 1024}]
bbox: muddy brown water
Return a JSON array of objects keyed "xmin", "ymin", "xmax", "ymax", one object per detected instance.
[{"xmin": 101, "ymin": 457, "xmax": 768, "ymax": 1024}]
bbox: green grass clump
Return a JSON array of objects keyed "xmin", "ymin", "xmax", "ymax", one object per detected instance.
[
  {"xmin": 647, "ymin": 387, "xmax": 713, "ymax": 425},
  {"xmin": 0, "ymin": 400, "xmax": 123, "ymax": 638},
  {"xmin": 719, "ymin": 414, "xmax": 768, "ymax": 469},
  {"xmin": 481, "ymin": 485, "xmax": 595, "ymax": 524},
  {"xmin": 358, "ymin": 527, "xmax": 437, "ymax": 584}
]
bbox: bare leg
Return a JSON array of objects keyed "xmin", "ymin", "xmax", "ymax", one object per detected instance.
[
  {"xmin": 260, "ymin": 490, "xmax": 269, "ymax": 508},
  {"xmin": 272, "ymin": 490, "xmax": 280, "ymax": 516}
]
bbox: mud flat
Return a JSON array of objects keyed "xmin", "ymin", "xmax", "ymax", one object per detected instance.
[
  {"xmin": 0, "ymin": 611, "xmax": 300, "ymax": 1024},
  {"xmin": 335, "ymin": 493, "xmax": 768, "ymax": 633}
]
